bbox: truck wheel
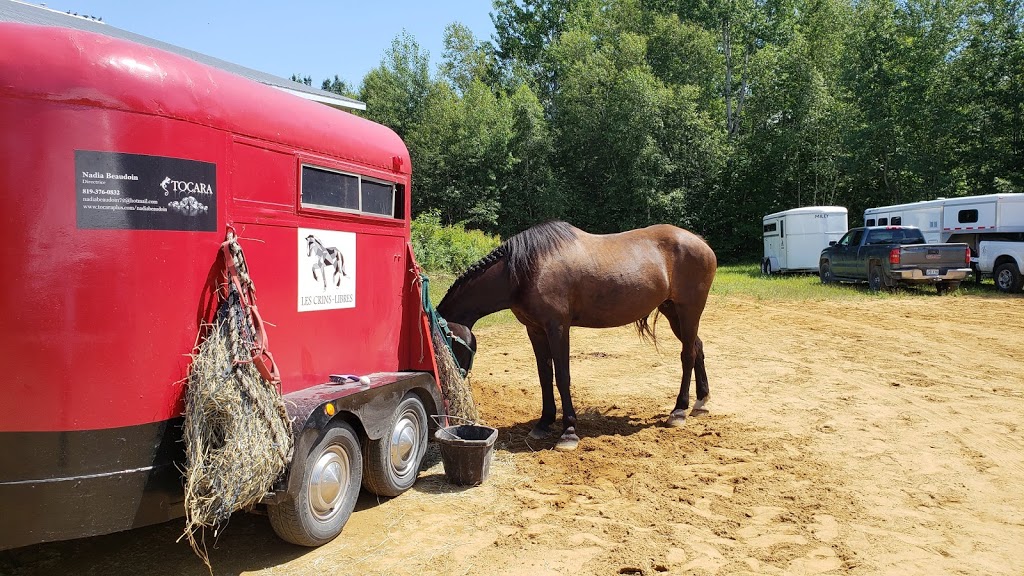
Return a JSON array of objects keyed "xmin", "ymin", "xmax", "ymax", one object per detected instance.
[
  {"xmin": 936, "ymin": 281, "xmax": 960, "ymax": 295},
  {"xmin": 994, "ymin": 262, "xmax": 1024, "ymax": 293},
  {"xmin": 362, "ymin": 393, "xmax": 428, "ymax": 497},
  {"xmin": 868, "ymin": 266, "xmax": 884, "ymax": 292},
  {"xmin": 819, "ymin": 261, "xmax": 833, "ymax": 284},
  {"xmin": 268, "ymin": 421, "xmax": 362, "ymax": 547}
]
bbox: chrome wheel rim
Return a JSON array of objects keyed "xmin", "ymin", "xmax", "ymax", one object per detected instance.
[
  {"xmin": 390, "ymin": 407, "xmax": 423, "ymax": 478},
  {"xmin": 308, "ymin": 445, "xmax": 350, "ymax": 521},
  {"xmin": 997, "ymin": 269, "xmax": 1011, "ymax": 290}
]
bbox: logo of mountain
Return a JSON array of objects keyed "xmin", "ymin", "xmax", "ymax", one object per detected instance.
[{"xmin": 160, "ymin": 176, "xmax": 214, "ymax": 197}]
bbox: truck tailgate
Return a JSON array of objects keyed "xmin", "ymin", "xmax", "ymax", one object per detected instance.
[{"xmin": 899, "ymin": 244, "xmax": 969, "ymax": 268}]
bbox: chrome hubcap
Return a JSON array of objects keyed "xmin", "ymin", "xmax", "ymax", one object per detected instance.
[
  {"xmin": 309, "ymin": 446, "xmax": 349, "ymax": 521},
  {"xmin": 390, "ymin": 410, "xmax": 421, "ymax": 477},
  {"xmin": 997, "ymin": 270, "xmax": 1010, "ymax": 289}
]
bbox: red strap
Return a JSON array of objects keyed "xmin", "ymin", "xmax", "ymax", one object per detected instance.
[{"xmin": 197, "ymin": 227, "xmax": 281, "ymax": 384}]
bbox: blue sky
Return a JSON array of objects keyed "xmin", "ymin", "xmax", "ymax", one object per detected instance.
[{"xmin": 54, "ymin": 0, "xmax": 497, "ymax": 89}]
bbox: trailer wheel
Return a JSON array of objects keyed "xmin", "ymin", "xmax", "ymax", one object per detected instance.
[
  {"xmin": 819, "ymin": 261, "xmax": 833, "ymax": 284},
  {"xmin": 362, "ymin": 393, "xmax": 428, "ymax": 497},
  {"xmin": 994, "ymin": 262, "xmax": 1023, "ymax": 293},
  {"xmin": 268, "ymin": 421, "xmax": 362, "ymax": 547}
]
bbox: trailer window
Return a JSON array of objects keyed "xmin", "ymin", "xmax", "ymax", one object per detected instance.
[
  {"xmin": 958, "ymin": 209, "xmax": 979, "ymax": 224},
  {"xmin": 878, "ymin": 217, "xmax": 888, "ymax": 226},
  {"xmin": 891, "ymin": 216, "xmax": 902, "ymax": 225},
  {"xmin": 301, "ymin": 165, "xmax": 397, "ymax": 218},
  {"xmin": 763, "ymin": 222, "xmax": 777, "ymax": 233},
  {"xmin": 361, "ymin": 179, "xmax": 395, "ymax": 217},
  {"xmin": 302, "ymin": 166, "xmax": 359, "ymax": 211},
  {"xmin": 865, "ymin": 218, "xmax": 876, "ymax": 226}
]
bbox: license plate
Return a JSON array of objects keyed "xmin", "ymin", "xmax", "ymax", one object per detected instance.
[{"xmin": 926, "ymin": 269, "xmax": 939, "ymax": 276}]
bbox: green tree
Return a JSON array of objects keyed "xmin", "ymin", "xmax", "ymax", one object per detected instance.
[{"xmin": 358, "ymin": 31, "xmax": 433, "ymax": 138}]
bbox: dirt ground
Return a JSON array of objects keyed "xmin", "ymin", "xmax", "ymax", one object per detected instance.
[{"xmin": 4, "ymin": 292, "xmax": 1024, "ymax": 576}]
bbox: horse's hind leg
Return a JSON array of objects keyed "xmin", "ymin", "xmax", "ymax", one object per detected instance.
[
  {"xmin": 526, "ymin": 328, "xmax": 556, "ymax": 440},
  {"xmin": 660, "ymin": 301, "xmax": 703, "ymax": 427},
  {"xmin": 691, "ymin": 338, "xmax": 710, "ymax": 414}
]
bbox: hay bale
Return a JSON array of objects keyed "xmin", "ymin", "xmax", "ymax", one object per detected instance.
[{"xmin": 180, "ymin": 288, "xmax": 293, "ymax": 570}]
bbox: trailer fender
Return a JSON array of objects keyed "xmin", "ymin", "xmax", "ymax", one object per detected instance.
[{"xmin": 272, "ymin": 372, "xmax": 441, "ymax": 501}]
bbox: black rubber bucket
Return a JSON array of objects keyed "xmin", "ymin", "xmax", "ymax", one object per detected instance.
[{"xmin": 435, "ymin": 424, "xmax": 498, "ymax": 486}]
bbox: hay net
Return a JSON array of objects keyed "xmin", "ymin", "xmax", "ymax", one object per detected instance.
[
  {"xmin": 418, "ymin": 273, "xmax": 479, "ymax": 423},
  {"xmin": 181, "ymin": 229, "xmax": 293, "ymax": 569}
]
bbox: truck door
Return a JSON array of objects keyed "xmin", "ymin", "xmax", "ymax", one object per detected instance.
[{"xmin": 831, "ymin": 229, "xmax": 863, "ymax": 276}]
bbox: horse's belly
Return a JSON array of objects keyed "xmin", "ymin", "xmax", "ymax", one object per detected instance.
[{"xmin": 571, "ymin": 297, "xmax": 664, "ymax": 329}]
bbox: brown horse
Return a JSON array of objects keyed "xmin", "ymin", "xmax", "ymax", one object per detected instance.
[{"xmin": 437, "ymin": 221, "xmax": 717, "ymax": 450}]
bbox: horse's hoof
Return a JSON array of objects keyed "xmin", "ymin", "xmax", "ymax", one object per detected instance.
[
  {"xmin": 528, "ymin": 426, "xmax": 552, "ymax": 440},
  {"xmin": 555, "ymin": 433, "xmax": 580, "ymax": 451},
  {"xmin": 666, "ymin": 410, "xmax": 688, "ymax": 428}
]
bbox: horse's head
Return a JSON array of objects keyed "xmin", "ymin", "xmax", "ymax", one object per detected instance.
[
  {"xmin": 305, "ymin": 235, "xmax": 316, "ymax": 256},
  {"xmin": 447, "ymin": 322, "xmax": 477, "ymax": 374}
]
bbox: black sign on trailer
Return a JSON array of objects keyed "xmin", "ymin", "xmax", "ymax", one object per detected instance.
[{"xmin": 75, "ymin": 151, "xmax": 217, "ymax": 232}]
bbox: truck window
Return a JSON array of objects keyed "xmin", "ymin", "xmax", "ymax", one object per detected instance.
[
  {"xmin": 849, "ymin": 230, "xmax": 865, "ymax": 246},
  {"xmin": 958, "ymin": 209, "xmax": 979, "ymax": 224}
]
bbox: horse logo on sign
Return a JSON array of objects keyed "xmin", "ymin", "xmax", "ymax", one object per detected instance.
[{"xmin": 305, "ymin": 234, "xmax": 346, "ymax": 290}]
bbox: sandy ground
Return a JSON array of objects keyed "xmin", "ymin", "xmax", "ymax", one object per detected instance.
[{"xmin": 4, "ymin": 291, "xmax": 1024, "ymax": 576}]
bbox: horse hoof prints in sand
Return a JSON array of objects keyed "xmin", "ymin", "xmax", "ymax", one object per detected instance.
[{"xmin": 437, "ymin": 221, "xmax": 716, "ymax": 451}]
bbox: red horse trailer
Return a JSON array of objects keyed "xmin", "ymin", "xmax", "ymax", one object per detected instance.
[{"xmin": 0, "ymin": 22, "xmax": 445, "ymax": 550}]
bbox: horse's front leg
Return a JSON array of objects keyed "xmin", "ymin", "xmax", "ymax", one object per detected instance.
[
  {"xmin": 526, "ymin": 328, "xmax": 556, "ymax": 440},
  {"xmin": 548, "ymin": 324, "xmax": 578, "ymax": 451}
]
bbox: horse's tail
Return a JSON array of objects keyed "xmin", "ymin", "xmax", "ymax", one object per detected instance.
[{"xmin": 634, "ymin": 311, "xmax": 659, "ymax": 349}]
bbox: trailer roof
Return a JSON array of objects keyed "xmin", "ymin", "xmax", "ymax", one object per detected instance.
[
  {"xmin": 864, "ymin": 193, "xmax": 1024, "ymax": 213},
  {"xmin": 763, "ymin": 206, "xmax": 847, "ymax": 220},
  {"xmin": 0, "ymin": 21, "xmax": 410, "ymax": 176},
  {"xmin": 0, "ymin": 0, "xmax": 365, "ymax": 111}
]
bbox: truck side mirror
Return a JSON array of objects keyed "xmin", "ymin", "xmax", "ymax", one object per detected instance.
[{"xmin": 829, "ymin": 241, "xmax": 837, "ymax": 246}]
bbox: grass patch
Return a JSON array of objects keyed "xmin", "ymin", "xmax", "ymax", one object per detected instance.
[
  {"xmin": 423, "ymin": 262, "xmax": 1017, "ymax": 328},
  {"xmin": 713, "ymin": 263, "xmax": 1015, "ymax": 300}
]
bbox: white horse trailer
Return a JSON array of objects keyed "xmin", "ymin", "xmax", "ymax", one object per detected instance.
[
  {"xmin": 762, "ymin": 206, "xmax": 849, "ymax": 274},
  {"xmin": 864, "ymin": 194, "xmax": 1024, "ymax": 291},
  {"xmin": 864, "ymin": 194, "xmax": 1024, "ymax": 244}
]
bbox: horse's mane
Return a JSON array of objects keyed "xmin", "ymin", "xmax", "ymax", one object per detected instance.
[{"xmin": 438, "ymin": 221, "xmax": 578, "ymax": 311}]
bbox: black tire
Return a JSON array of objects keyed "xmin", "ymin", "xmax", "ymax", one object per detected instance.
[
  {"xmin": 762, "ymin": 259, "xmax": 773, "ymax": 275},
  {"xmin": 268, "ymin": 421, "xmax": 362, "ymax": 547},
  {"xmin": 994, "ymin": 262, "xmax": 1024, "ymax": 293},
  {"xmin": 936, "ymin": 281, "xmax": 960, "ymax": 295},
  {"xmin": 362, "ymin": 393, "xmax": 428, "ymax": 497},
  {"xmin": 868, "ymin": 266, "xmax": 884, "ymax": 292},
  {"xmin": 819, "ymin": 260, "xmax": 833, "ymax": 284}
]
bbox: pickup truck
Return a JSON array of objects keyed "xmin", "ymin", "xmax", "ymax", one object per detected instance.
[
  {"xmin": 977, "ymin": 239, "xmax": 1024, "ymax": 293},
  {"xmin": 819, "ymin": 226, "xmax": 972, "ymax": 293}
]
